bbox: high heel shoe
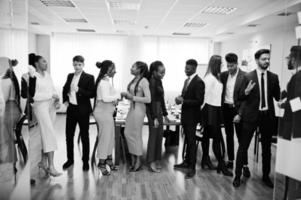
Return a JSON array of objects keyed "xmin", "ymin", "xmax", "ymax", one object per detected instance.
[
  {"xmin": 38, "ymin": 162, "xmax": 49, "ymax": 176},
  {"xmin": 98, "ymin": 163, "xmax": 110, "ymax": 176},
  {"xmin": 130, "ymin": 164, "xmax": 143, "ymax": 172},
  {"xmin": 201, "ymin": 157, "xmax": 216, "ymax": 170},
  {"xmin": 47, "ymin": 168, "xmax": 62, "ymax": 177},
  {"xmin": 105, "ymin": 158, "xmax": 117, "ymax": 171},
  {"xmin": 148, "ymin": 163, "xmax": 160, "ymax": 173},
  {"xmin": 216, "ymin": 162, "xmax": 233, "ymax": 177}
]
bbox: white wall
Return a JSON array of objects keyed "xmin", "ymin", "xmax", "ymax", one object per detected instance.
[{"xmin": 220, "ymin": 24, "xmax": 298, "ymax": 89}]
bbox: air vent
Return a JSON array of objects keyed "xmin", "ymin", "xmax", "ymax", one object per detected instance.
[
  {"xmin": 172, "ymin": 32, "xmax": 191, "ymax": 36},
  {"xmin": 108, "ymin": 1, "xmax": 140, "ymax": 10},
  {"xmin": 76, "ymin": 29, "xmax": 95, "ymax": 32},
  {"xmin": 277, "ymin": 12, "xmax": 293, "ymax": 16},
  {"xmin": 64, "ymin": 18, "xmax": 88, "ymax": 23},
  {"xmin": 116, "ymin": 30, "xmax": 127, "ymax": 33},
  {"xmin": 224, "ymin": 32, "xmax": 235, "ymax": 35},
  {"xmin": 202, "ymin": 6, "xmax": 236, "ymax": 15},
  {"xmin": 247, "ymin": 24, "xmax": 259, "ymax": 27},
  {"xmin": 40, "ymin": 0, "xmax": 75, "ymax": 7},
  {"xmin": 30, "ymin": 22, "xmax": 40, "ymax": 25},
  {"xmin": 184, "ymin": 22, "xmax": 207, "ymax": 28},
  {"xmin": 114, "ymin": 19, "xmax": 136, "ymax": 25}
]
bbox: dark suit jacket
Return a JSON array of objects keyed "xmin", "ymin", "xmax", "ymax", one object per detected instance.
[
  {"xmin": 280, "ymin": 70, "xmax": 301, "ymax": 139},
  {"xmin": 62, "ymin": 72, "xmax": 95, "ymax": 114},
  {"xmin": 221, "ymin": 69, "xmax": 246, "ymax": 114},
  {"xmin": 238, "ymin": 70, "xmax": 280, "ymax": 123},
  {"xmin": 181, "ymin": 75, "xmax": 205, "ymax": 125}
]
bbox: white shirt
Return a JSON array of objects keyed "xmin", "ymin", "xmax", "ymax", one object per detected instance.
[
  {"xmin": 34, "ymin": 72, "xmax": 58, "ymax": 101},
  {"xmin": 224, "ymin": 70, "xmax": 239, "ymax": 104},
  {"xmin": 97, "ymin": 77, "xmax": 120, "ymax": 102},
  {"xmin": 186, "ymin": 72, "xmax": 197, "ymax": 88},
  {"xmin": 204, "ymin": 73, "xmax": 223, "ymax": 107},
  {"xmin": 69, "ymin": 72, "xmax": 82, "ymax": 105},
  {"xmin": 256, "ymin": 68, "xmax": 268, "ymax": 111}
]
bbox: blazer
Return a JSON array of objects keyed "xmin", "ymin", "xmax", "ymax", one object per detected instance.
[
  {"xmin": 280, "ymin": 70, "xmax": 301, "ymax": 139},
  {"xmin": 181, "ymin": 75, "xmax": 205, "ymax": 125},
  {"xmin": 238, "ymin": 69, "xmax": 280, "ymax": 123},
  {"xmin": 221, "ymin": 69, "xmax": 246, "ymax": 114},
  {"xmin": 62, "ymin": 72, "xmax": 95, "ymax": 114}
]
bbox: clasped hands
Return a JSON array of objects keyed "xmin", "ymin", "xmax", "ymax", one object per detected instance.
[{"xmin": 121, "ymin": 92, "xmax": 134, "ymax": 101}]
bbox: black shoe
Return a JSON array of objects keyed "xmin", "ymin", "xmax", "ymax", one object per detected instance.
[
  {"xmin": 185, "ymin": 169, "xmax": 196, "ymax": 179},
  {"xmin": 262, "ymin": 176, "xmax": 274, "ymax": 188},
  {"xmin": 201, "ymin": 157, "xmax": 216, "ymax": 170},
  {"xmin": 174, "ymin": 162, "xmax": 189, "ymax": 169},
  {"xmin": 30, "ymin": 179, "xmax": 36, "ymax": 186},
  {"xmin": 233, "ymin": 176, "xmax": 241, "ymax": 188},
  {"xmin": 62, "ymin": 160, "xmax": 74, "ymax": 170},
  {"xmin": 226, "ymin": 161, "xmax": 234, "ymax": 169},
  {"xmin": 217, "ymin": 161, "xmax": 233, "ymax": 177},
  {"xmin": 83, "ymin": 162, "xmax": 89, "ymax": 171},
  {"xmin": 243, "ymin": 166, "xmax": 251, "ymax": 178}
]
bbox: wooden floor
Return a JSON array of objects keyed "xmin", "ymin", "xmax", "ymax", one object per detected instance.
[{"xmin": 28, "ymin": 115, "xmax": 282, "ymax": 200}]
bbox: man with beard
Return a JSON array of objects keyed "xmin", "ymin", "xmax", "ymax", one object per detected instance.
[{"xmin": 233, "ymin": 49, "xmax": 280, "ymax": 188}]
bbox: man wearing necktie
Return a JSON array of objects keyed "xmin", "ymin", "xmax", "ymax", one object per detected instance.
[
  {"xmin": 174, "ymin": 59, "xmax": 205, "ymax": 179},
  {"xmin": 233, "ymin": 49, "xmax": 280, "ymax": 188}
]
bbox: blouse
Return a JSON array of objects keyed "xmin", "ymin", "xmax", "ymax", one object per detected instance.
[
  {"xmin": 204, "ymin": 73, "xmax": 223, "ymax": 107},
  {"xmin": 33, "ymin": 72, "xmax": 57, "ymax": 101},
  {"xmin": 97, "ymin": 77, "xmax": 120, "ymax": 102},
  {"xmin": 149, "ymin": 77, "xmax": 168, "ymax": 119}
]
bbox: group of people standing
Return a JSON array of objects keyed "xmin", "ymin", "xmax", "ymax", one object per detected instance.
[{"xmin": 1, "ymin": 45, "xmax": 300, "ymax": 190}]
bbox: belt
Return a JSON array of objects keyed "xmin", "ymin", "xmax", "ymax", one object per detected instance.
[
  {"xmin": 259, "ymin": 110, "xmax": 269, "ymax": 115},
  {"xmin": 224, "ymin": 103, "xmax": 235, "ymax": 108}
]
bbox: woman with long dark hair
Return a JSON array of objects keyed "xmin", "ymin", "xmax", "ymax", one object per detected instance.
[
  {"xmin": 29, "ymin": 55, "xmax": 61, "ymax": 177},
  {"xmin": 146, "ymin": 61, "xmax": 169, "ymax": 173},
  {"xmin": 93, "ymin": 60, "xmax": 121, "ymax": 176},
  {"xmin": 122, "ymin": 61, "xmax": 151, "ymax": 172},
  {"xmin": 201, "ymin": 55, "xmax": 233, "ymax": 176},
  {"xmin": 0, "ymin": 57, "xmax": 22, "ymax": 164}
]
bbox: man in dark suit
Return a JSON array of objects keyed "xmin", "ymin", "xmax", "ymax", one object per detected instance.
[
  {"xmin": 233, "ymin": 49, "xmax": 280, "ymax": 188},
  {"xmin": 279, "ymin": 46, "xmax": 301, "ymax": 140},
  {"xmin": 62, "ymin": 55, "xmax": 95, "ymax": 171},
  {"xmin": 174, "ymin": 59, "xmax": 205, "ymax": 179},
  {"xmin": 221, "ymin": 53, "xmax": 249, "ymax": 176}
]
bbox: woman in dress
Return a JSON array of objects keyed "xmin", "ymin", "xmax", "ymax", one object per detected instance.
[
  {"xmin": 94, "ymin": 60, "xmax": 121, "ymax": 176},
  {"xmin": 0, "ymin": 57, "xmax": 22, "ymax": 164},
  {"xmin": 29, "ymin": 55, "xmax": 61, "ymax": 177},
  {"xmin": 122, "ymin": 61, "xmax": 151, "ymax": 172},
  {"xmin": 146, "ymin": 61, "xmax": 169, "ymax": 173},
  {"xmin": 201, "ymin": 55, "xmax": 233, "ymax": 176}
]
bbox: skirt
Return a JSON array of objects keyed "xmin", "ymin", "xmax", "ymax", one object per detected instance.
[{"xmin": 202, "ymin": 103, "xmax": 222, "ymax": 126}]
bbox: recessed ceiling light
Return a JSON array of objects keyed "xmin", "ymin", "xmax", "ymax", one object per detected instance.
[
  {"xmin": 64, "ymin": 18, "xmax": 88, "ymax": 23},
  {"xmin": 40, "ymin": 0, "xmax": 75, "ymax": 7},
  {"xmin": 202, "ymin": 6, "xmax": 237, "ymax": 15},
  {"xmin": 277, "ymin": 12, "xmax": 293, "ymax": 16},
  {"xmin": 172, "ymin": 32, "xmax": 191, "ymax": 36},
  {"xmin": 114, "ymin": 19, "xmax": 136, "ymax": 25},
  {"xmin": 108, "ymin": 1, "xmax": 140, "ymax": 10},
  {"xmin": 30, "ymin": 22, "xmax": 40, "ymax": 25},
  {"xmin": 247, "ymin": 24, "xmax": 259, "ymax": 27},
  {"xmin": 76, "ymin": 29, "xmax": 95, "ymax": 32},
  {"xmin": 184, "ymin": 22, "xmax": 207, "ymax": 28}
]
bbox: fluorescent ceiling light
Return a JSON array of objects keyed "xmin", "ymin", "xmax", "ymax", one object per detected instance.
[
  {"xmin": 172, "ymin": 32, "xmax": 191, "ymax": 36},
  {"xmin": 184, "ymin": 22, "xmax": 207, "ymax": 28},
  {"xmin": 202, "ymin": 6, "xmax": 236, "ymax": 15},
  {"xmin": 108, "ymin": 1, "xmax": 140, "ymax": 10},
  {"xmin": 40, "ymin": 0, "xmax": 75, "ymax": 7},
  {"xmin": 114, "ymin": 19, "xmax": 136, "ymax": 25},
  {"xmin": 64, "ymin": 18, "xmax": 88, "ymax": 23},
  {"xmin": 76, "ymin": 29, "xmax": 95, "ymax": 32}
]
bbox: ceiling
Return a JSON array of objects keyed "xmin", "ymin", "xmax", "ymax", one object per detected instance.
[{"xmin": 1, "ymin": 0, "xmax": 300, "ymax": 40}]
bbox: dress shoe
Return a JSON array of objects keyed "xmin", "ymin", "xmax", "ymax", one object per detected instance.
[
  {"xmin": 217, "ymin": 162, "xmax": 233, "ymax": 177},
  {"xmin": 233, "ymin": 176, "xmax": 241, "ymax": 188},
  {"xmin": 226, "ymin": 161, "xmax": 234, "ymax": 169},
  {"xmin": 185, "ymin": 169, "xmax": 196, "ymax": 179},
  {"xmin": 201, "ymin": 157, "xmax": 216, "ymax": 170},
  {"xmin": 83, "ymin": 162, "xmax": 90, "ymax": 171},
  {"xmin": 243, "ymin": 166, "xmax": 251, "ymax": 178},
  {"xmin": 62, "ymin": 160, "xmax": 74, "ymax": 170},
  {"xmin": 262, "ymin": 176, "xmax": 274, "ymax": 188},
  {"xmin": 174, "ymin": 162, "xmax": 189, "ymax": 169}
]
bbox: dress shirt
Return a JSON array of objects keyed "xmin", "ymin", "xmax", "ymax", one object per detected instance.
[
  {"xmin": 187, "ymin": 72, "xmax": 197, "ymax": 88},
  {"xmin": 97, "ymin": 77, "xmax": 120, "ymax": 102},
  {"xmin": 224, "ymin": 70, "xmax": 238, "ymax": 104},
  {"xmin": 33, "ymin": 72, "xmax": 57, "ymax": 101},
  {"xmin": 256, "ymin": 68, "xmax": 268, "ymax": 111},
  {"xmin": 69, "ymin": 71, "xmax": 82, "ymax": 105},
  {"xmin": 204, "ymin": 73, "xmax": 223, "ymax": 107}
]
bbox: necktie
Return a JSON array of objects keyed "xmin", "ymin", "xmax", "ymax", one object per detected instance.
[
  {"xmin": 183, "ymin": 77, "xmax": 190, "ymax": 94},
  {"xmin": 261, "ymin": 72, "xmax": 266, "ymax": 108}
]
